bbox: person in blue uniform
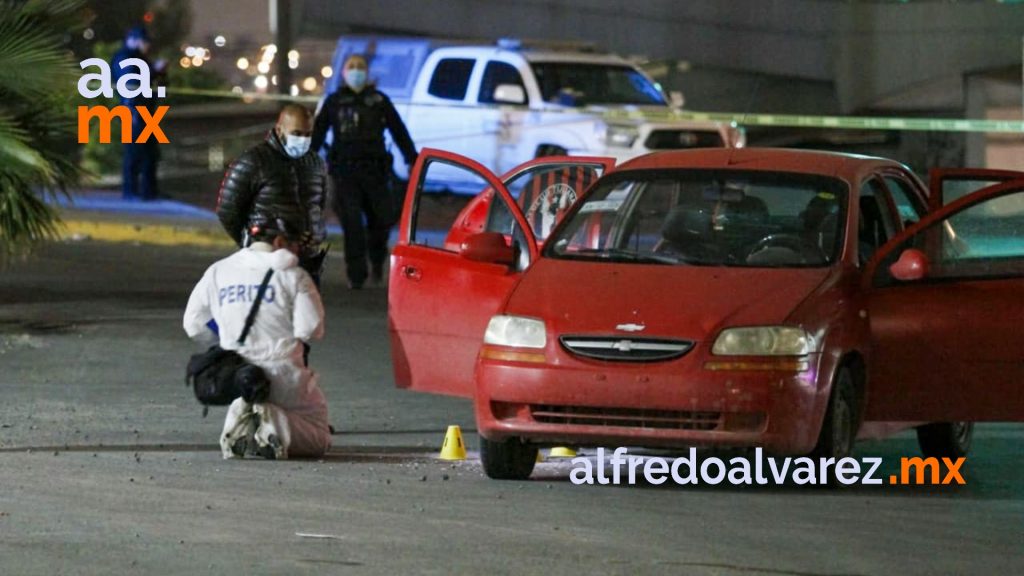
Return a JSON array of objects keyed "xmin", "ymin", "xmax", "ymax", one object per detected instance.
[{"xmin": 111, "ymin": 26, "xmax": 162, "ymax": 200}]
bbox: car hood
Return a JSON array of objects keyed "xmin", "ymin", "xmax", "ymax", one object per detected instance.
[{"xmin": 504, "ymin": 259, "xmax": 830, "ymax": 341}]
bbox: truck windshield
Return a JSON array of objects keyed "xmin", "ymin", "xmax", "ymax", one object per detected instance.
[
  {"xmin": 531, "ymin": 63, "xmax": 667, "ymax": 106},
  {"xmin": 546, "ymin": 170, "xmax": 849, "ymax": 268}
]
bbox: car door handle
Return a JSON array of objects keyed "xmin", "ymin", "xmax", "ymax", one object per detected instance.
[{"xmin": 402, "ymin": 265, "xmax": 422, "ymax": 281}]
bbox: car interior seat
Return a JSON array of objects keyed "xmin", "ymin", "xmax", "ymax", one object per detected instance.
[
  {"xmin": 728, "ymin": 195, "xmax": 770, "ymax": 227},
  {"xmin": 660, "ymin": 201, "xmax": 718, "ymax": 260}
]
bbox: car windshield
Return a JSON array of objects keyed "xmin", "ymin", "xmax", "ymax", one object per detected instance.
[
  {"xmin": 546, "ymin": 170, "xmax": 848, "ymax": 268},
  {"xmin": 530, "ymin": 62, "xmax": 667, "ymax": 106}
]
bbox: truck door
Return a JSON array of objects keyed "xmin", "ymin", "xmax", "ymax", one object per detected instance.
[
  {"xmin": 404, "ymin": 56, "xmax": 479, "ymax": 185},
  {"xmin": 473, "ymin": 59, "xmax": 532, "ymax": 175}
]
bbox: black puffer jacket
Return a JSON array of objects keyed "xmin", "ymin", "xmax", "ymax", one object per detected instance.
[{"xmin": 216, "ymin": 131, "xmax": 327, "ymax": 249}]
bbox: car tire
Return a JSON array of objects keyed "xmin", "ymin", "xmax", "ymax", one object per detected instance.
[
  {"xmin": 535, "ymin": 144, "xmax": 568, "ymax": 158},
  {"xmin": 810, "ymin": 367, "xmax": 857, "ymax": 460},
  {"xmin": 479, "ymin": 435, "xmax": 538, "ymax": 480},
  {"xmin": 916, "ymin": 422, "xmax": 973, "ymax": 459}
]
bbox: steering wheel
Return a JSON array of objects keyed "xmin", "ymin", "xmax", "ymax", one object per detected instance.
[{"xmin": 746, "ymin": 233, "xmax": 827, "ymax": 265}]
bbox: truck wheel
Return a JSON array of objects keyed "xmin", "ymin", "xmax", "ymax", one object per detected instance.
[
  {"xmin": 916, "ymin": 422, "xmax": 973, "ymax": 459},
  {"xmin": 479, "ymin": 435, "xmax": 538, "ymax": 480},
  {"xmin": 810, "ymin": 367, "xmax": 857, "ymax": 460},
  {"xmin": 535, "ymin": 144, "xmax": 568, "ymax": 157}
]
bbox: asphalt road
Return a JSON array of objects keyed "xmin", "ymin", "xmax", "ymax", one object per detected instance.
[{"xmin": 0, "ymin": 239, "xmax": 1021, "ymax": 576}]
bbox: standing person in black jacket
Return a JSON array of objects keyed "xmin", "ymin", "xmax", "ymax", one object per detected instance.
[
  {"xmin": 311, "ymin": 54, "xmax": 418, "ymax": 289},
  {"xmin": 217, "ymin": 104, "xmax": 329, "ymax": 286}
]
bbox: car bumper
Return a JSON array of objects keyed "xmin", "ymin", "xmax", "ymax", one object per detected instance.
[{"xmin": 474, "ymin": 354, "xmax": 825, "ymax": 455}]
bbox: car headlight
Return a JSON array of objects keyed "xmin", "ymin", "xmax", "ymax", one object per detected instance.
[
  {"xmin": 604, "ymin": 124, "xmax": 639, "ymax": 148},
  {"xmin": 484, "ymin": 315, "xmax": 547, "ymax": 349},
  {"xmin": 711, "ymin": 327, "xmax": 814, "ymax": 356}
]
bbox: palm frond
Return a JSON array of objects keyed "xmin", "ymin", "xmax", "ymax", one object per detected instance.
[
  {"xmin": 0, "ymin": 3, "xmax": 79, "ymax": 100},
  {"xmin": 0, "ymin": 0, "xmax": 85, "ymax": 260},
  {"xmin": 0, "ymin": 113, "xmax": 56, "ymax": 180}
]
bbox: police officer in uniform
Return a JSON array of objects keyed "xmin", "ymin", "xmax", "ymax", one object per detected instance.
[{"xmin": 311, "ymin": 54, "xmax": 418, "ymax": 289}]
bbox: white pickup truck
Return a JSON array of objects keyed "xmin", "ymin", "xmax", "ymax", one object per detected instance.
[{"xmin": 324, "ymin": 36, "xmax": 744, "ymax": 191}]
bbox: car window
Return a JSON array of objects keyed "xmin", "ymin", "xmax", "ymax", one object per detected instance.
[
  {"xmin": 874, "ymin": 188, "xmax": 1024, "ymax": 286},
  {"xmin": 413, "ymin": 158, "xmax": 530, "ymax": 270},
  {"xmin": 530, "ymin": 63, "xmax": 666, "ymax": 106},
  {"xmin": 859, "ymin": 179, "xmax": 897, "ymax": 265},
  {"xmin": 547, "ymin": 169, "xmax": 848, "ymax": 268},
  {"xmin": 939, "ymin": 178, "xmax": 1001, "ymax": 206},
  {"xmin": 882, "ymin": 175, "xmax": 925, "ymax": 227},
  {"xmin": 478, "ymin": 61, "xmax": 526, "ymax": 104},
  {"xmin": 428, "ymin": 58, "xmax": 475, "ymax": 101}
]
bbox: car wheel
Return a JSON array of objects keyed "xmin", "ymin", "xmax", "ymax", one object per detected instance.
[
  {"xmin": 810, "ymin": 367, "xmax": 857, "ymax": 460},
  {"xmin": 535, "ymin": 144, "xmax": 568, "ymax": 158},
  {"xmin": 479, "ymin": 435, "xmax": 538, "ymax": 480},
  {"xmin": 916, "ymin": 422, "xmax": 973, "ymax": 459}
]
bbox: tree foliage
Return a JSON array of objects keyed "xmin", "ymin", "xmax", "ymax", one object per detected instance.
[{"xmin": 0, "ymin": 0, "xmax": 87, "ymax": 260}]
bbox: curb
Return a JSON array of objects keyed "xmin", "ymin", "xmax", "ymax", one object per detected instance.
[{"xmin": 60, "ymin": 218, "xmax": 234, "ymax": 248}]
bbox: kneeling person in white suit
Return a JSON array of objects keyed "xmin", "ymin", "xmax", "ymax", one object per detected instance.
[{"xmin": 183, "ymin": 221, "xmax": 331, "ymax": 459}]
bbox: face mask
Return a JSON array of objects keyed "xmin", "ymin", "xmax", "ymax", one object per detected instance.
[
  {"xmin": 344, "ymin": 68, "xmax": 368, "ymax": 91},
  {"xmin": 282, "ymin": 134, "xmax": 311, "ymax": 158}
]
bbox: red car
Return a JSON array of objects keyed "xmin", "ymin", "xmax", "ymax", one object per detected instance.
[{"xmin": 389, "ymin": 147, "xmax": 1024, "ymax": 480}]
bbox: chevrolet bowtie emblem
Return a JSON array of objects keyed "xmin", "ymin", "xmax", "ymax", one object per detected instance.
[
  {"xmin": 615, "ymin": 323, "xmax": 645, "ymax": 332},
  {"xmin": 613, "ymin": 340, "xmax": 633, "ymax": 352}
]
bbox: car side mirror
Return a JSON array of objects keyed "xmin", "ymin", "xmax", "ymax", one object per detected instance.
[
  {"xmin": 889, "ymin": 248, "xmax": 929, "ymax": 281},
  {"xmin": 493, "ymin": 84, "xmax": 526, "ymax": 105},
  {"xmin": 461, "ymin": 232, "xmax": 515, "ymax": 266},
  {"xmin": 669, "ymin": 90, "xmax": 685, "ymax": 109}
]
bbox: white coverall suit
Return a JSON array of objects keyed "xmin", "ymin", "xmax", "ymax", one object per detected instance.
[{"xmin": 183, "ymin": 243, "xmax": 331, "ymax": 459}]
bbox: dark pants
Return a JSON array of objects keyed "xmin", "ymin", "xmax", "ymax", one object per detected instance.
[
  {"xmin": 331, "ymin": 168, "xmax": 394, "ymax": 286},
  {"xmin": 297, "ymin": 256, "xmax": 326, "ymax": 367},
  {"xmin": 122, "ymin": 114, "xmax": 159, "ymax": 200}
]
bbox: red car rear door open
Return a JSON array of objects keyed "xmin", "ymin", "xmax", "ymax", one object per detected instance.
[
  {"xmin": 863, "ymin": 180, "xmax": 1024, "ymax": 421},
  {"xmin": 388, "ymin": 149, "xmax": 612, "ymax": 398}
]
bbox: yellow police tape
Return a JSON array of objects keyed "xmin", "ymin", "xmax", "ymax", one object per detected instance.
[{"xmin": 173, "ymin": 87, "xmax": 1024, "ymax": 134}]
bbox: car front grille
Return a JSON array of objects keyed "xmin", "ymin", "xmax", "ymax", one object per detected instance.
[
  {"xmin": 559, "ymin": 336, "xmax": 693, "ymax": 362},
  {"xmin": 644, "ymin": 129, "xmax": 724, "ymax": 150},
  {"xmin": 530, "ymin": 405, "xmax": 722, "ymax": 431}
]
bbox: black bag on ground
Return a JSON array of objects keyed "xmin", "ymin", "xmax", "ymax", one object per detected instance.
[{"xmin": 186, "ymin": 269, "xmax": 273, "ymax": 415}]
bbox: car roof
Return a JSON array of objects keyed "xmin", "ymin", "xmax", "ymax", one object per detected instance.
[
  {"xmin": 521, "ymin": 51, "xmax": 631, "ymax": 66},
  {"xmin": 615, "ymin": 148, "xmax": 910, "ymax": 183},
  {"xmin": 430, "ymin": 46, "xmax": 630, "ymax": 67}
]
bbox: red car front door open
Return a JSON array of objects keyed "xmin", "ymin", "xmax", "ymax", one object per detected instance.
[
  {"xmin": 388, "ymin": 149, "xmax": 613, "ymax": 398},
  {"xmin": 864, "ymin": 180, "xmax": 1024, "ymax": 422},
  {"xmin": 927, "ymin": 168, "xmax": 1024, "ymax": 211}
]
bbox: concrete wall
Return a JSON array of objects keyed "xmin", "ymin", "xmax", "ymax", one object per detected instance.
[
  {"xmin": 301, "ymin": 0, "xmax": 835, "ymax": 79},
  {"xmin": 298, "ymin": 0, "xmax": 1024, "ymax": 114},
  {"xmin": 833, "ymin": 2, "xmax": 1024, "ymax": 112}
]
